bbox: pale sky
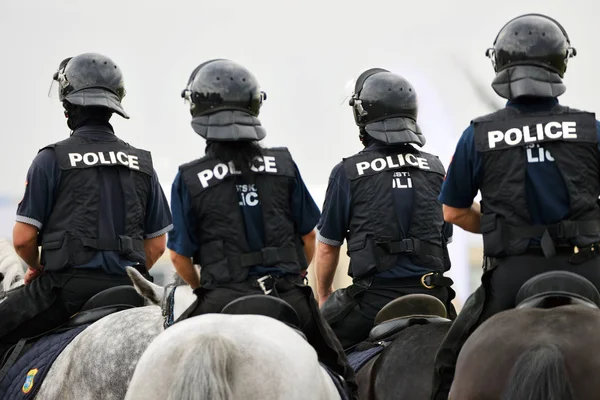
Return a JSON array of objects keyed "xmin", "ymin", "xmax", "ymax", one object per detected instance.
[{"xmin": 1, "ymin": 0, "xmax": 598, "ymax": 299}]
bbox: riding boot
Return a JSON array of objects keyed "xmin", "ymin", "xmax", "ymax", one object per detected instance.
[
  {"xmin": 298, "ymin": 285, "xmax": 359, "ymax": 400},
  {"xmin": 430, "ymin": 283, "xmax": 487, "ymax": 400}
]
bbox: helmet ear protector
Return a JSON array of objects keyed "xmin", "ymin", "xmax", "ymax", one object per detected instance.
[
  {"xmin": 485, "ymin": 14, "xmax": 577, "ymax": 72},
  {"xmin": 348, "ymin": 68, "xmax": 389, "ymax": 122},
  {"xmin": 181, "ymin": 59, "xmax": 267, "ymax": 111}
]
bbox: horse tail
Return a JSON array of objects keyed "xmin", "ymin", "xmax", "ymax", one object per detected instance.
[
  {"xmin": 167, "ymin": 335, "xmax": 236, "ymax": 400},
  {"xmin": 502, "ymin": 344, "xmax": 574, "ymax": 400}
]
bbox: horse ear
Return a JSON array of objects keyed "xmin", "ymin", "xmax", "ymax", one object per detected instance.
[{"xmin": 126, "ymin": 267, "xmax": 164, "ymax": 305}]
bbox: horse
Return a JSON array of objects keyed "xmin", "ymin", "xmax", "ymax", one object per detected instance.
[
  {"xmin": 450, "ymin": 271, "xmax": 600, "ymax": 400},
  {"xmin": 124, "ymin": 314, "xmax": 342, "ymax": 400},
  {"xmin": 124, "ymin": 268, "xmax": 344, "ymax": 400},
  {"xmin": 0, "ymin": 243, "xmax": 193, "ymax": 399},
  {"xmin": 350, "ymin": 294, "xmax": 452, "ymax": 400},
  {"xmin": 0, "ymin": 238, "xmax": 25, "ymax": 296}
]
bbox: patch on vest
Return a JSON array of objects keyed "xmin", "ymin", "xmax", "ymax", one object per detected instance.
[
  {"xmin": 355, "ymin": 153, "xmax": 430, "ymax": 176},
  {"xmin": 197, "ymin": 156, "xmax": 278, "ymax": 188},
  {"xmin": 487, "ymin": 121, "xmax": 577, "ymax": 149},
  {"xmin": 67, "ymin": 151, "xmax": 140, "ymax": 170},
  {"xmin": 237, "ymin": 184, "xmax": 259, "ymax": 206},
  {"xmin": 21, "ymin": 369, "xmax": 38, "ymax": 394}
]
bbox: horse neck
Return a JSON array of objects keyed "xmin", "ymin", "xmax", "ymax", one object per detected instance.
[
  {"xmin": 172, "ymin": 284, "xmax": 196, "ymax": 320},
  {"xmin": 0, "ymin": 240, "xmax": 26, "ymax": 291}
]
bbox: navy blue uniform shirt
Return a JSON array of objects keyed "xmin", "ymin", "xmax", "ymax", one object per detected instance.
[
  {"xmin": 16, "ymin": 124, "xmax": 173, "ymax": 275},
  {"xmin": 440, "ymin": 97, "xmax": 600, "ymax": 225},
  {"xmin": 167, "ymin": 157, "xmax": 321, "ymax": 276},
  {"xmin": 317, "ymin": 143, "xmax": 453, "ymax": 279}
]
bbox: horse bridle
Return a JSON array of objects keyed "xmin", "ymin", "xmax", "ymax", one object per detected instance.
[{"xmin": 160, "ymin": 283, "xmax": 178, "ymax": 329}]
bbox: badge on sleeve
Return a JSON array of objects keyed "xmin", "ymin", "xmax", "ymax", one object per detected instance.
[{"xmin": 18, "ymin": 180, "xmax": 28, "ymax": 205}]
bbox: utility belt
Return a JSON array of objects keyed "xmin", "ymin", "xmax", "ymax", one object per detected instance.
[
  {"xmin": 354, "ymin": 271, "xmax": 453, "ymax": 291},
  {"xmin": 483, "ymin": 242, "xmax": 600, "ymax": 272},
  {"xmin": 248, "ymin": 274, "xmax": 306, "ymax": 296},
  {"xmin": 376, "ymin": 238, "xmax": 444, "ymax": 258},
  {"xmin": 481, "ymin": 214, "xmax": 600, "ymax": 259},
  {"xmin": 41, "ymin": 232, "xmax": 145, "ymax": 270}
]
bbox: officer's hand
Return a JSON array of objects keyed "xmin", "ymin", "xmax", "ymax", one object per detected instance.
[
  {"xmin": 318, "ymin": 288, "xmax": 333, "ymax": 308},
  {"xmin": 24, "ymin": 266, "xmax": 43, "ymax": 285}
]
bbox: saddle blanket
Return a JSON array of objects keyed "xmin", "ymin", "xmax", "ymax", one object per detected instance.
[
  {"xmin": 321, "ymin": 363, "xmax": 350, "ymax": 400},
  {"xmin": 0, "ymin": 324, "xmax": 89, "ymax": 400},
  {"xmin": 347, "ymin": 345, "xmax": 385, "ymax": 373}
]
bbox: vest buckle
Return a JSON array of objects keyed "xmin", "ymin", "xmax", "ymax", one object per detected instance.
[
  {"xmin": 118, "ymin": 235, "xmax": 134, "ymax": 255},
  {"xmin": 420, "ymin": 272, "xmax": 436, "ymax": 289}
]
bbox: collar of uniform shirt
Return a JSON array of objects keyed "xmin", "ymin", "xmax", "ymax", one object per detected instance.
[
  {"xmin": 506, "ymin": 96, "xmax": 559, "ymax": 110},
  {"xmin": 72, "ymin": 123, "xmax": 115, "ymax": 136}
]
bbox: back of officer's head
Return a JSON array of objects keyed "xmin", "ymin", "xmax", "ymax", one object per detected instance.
[
  {"xmin": 349, "ymin": 69, "xmax": 426, "ymax": 148},
  {"xmin": 182, "ymin": 59, "xmax": 268, "ymax": 174},
  {"xmin": 51, "ymin": 53, "xmax": 130, "ymax": 129},
  {"xmin": 486, "ymin": 14, "xmax": 576, "ymax": 100}
]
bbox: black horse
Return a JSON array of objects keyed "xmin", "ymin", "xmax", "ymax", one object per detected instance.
[
  {"xmin": 450, "ymin": 271, "xmax": 600, "ymax": 400},
  {"xmin": 352, "ymin": 294, "xmax": 452, "ymax": 400}
]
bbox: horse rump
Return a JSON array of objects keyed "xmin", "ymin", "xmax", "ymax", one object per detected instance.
[
  {"xmin": 502, "ymin": 344, "xmax": 573, "ymax": 400},
  {"xmin": 167, "ymin": 335, "xmax": 236, "ymax": 400}
]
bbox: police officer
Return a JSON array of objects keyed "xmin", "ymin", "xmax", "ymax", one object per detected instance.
[
  {"xmin": 0, "ymin": 53, "xmax": 173, "ymax": 353},
  {"xmin": 168, "ymin": 59, "xmax": 358, "ymax": 398},
  {"xmin": 315, "ymin": 68, "xmax": 456, "ymax": 350},
  {"xmin": 430, "ymin": 14, "xmax": 600, "ymax": 399}
]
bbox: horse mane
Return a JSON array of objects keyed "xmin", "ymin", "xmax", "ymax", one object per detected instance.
[{"xmin": 0, "ymin": 238, "xmax": 26, "ymax": 291}]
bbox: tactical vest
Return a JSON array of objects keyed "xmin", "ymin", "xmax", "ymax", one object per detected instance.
[
  {"xmin": 40, "ymin": 135, "xmax": 153, "ymax": 271},
  {"xmin": 342, "ymin": 146, "xmax": 447, "ymax": 278},
  {"xmin": 473, "ymin": 105, "xmax": 600, "ymax": 257},
  {"xmin": 179, "ymin": 147, "xmax": 307, "ymax": 288}
]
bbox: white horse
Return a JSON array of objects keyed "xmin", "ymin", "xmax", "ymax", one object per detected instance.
[{"xmin": 125, "ymin": 309, "xmax": 341, "ymax": 400}]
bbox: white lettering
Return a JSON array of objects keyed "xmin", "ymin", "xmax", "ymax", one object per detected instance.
[
  {"xmin": 487, "ymin": 121, "xmax": 578, "ymax": 148},
  {"xmin": 523, "ymin": 126, "xmax": 536, "ymax": 143},
  {"xmin": 98, "ymin": 152, "xmax": 110, "ymax": 164},
  {"xmin": 371, "ymin": 158, "xmax": 386, "ymax": 172},
  {"xmin": 563, "ymin": 121, "xmax": 577, "ymax": 138},
  {"xmin": 116, "ymin": 152, "xmax": 129, "ymax": 165},
  {"xmin": 527, "ymin": 144, "xmax": 555, "ymax": 164},
  {"xmin": 128, "ymin": 155, "xmax": 139, "ymax": 170},
  {"xmin": 405, "ymin": 153, "xmax": 418, "ymax": 167},
  {"xmin": 488, "ymin": 130, "xmax": 503, "ymax": 149},
  {"xmin": 385, "ymin": 156, "xmax": 399, "ymax": 169},
  {"xmin": 356, "ymin": 161, "xmax": 370, "ymax": 176},
  {"xmin": 68, "ymin": 153, "xmax": 82, "ymax": 167},
  {"xmin": 83, "ymin": 152, "xmax": 99, "ymax": 165},
  {"xmin": 504, "ymin": 128, "xmax": 522, "ymax": 146},
  {"xmin": 197, "ymin": 169, "xmax": 213, "ymax": 188},
  {"xmin": 544, "ymin": 121, "xmax": 562, "ymax": 139},
  {"xmin": 245, "ymin": 192, "xmax": 259, "ymax": 206},
  {"xmin": 213, "ymin": 163, "xmax": 228, "ymax": 180},
  {"xmin": 264, "ymin": 156, "xmax": 277, "ymax": 172}
]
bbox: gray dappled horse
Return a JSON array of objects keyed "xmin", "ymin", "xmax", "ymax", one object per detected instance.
[
  {"xmin": 450, "ymin": 271, "xmax": 600, "ymax": 400},
  {"xmin": 351, "ymin": 294, "xmax": 451, "ymax": 400},
  {"xmin": 0, "ymin": 243, "xmax": 176, "ymax": 400},
  {"xmin": 124, "ymin": 268, "xmax": 342, "ymax": 400}
]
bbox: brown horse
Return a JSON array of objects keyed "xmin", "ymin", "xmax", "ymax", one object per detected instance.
[
  {"xmin": 450, "ymin": 271, "xmax": 600, "ymax": 400},
  {"xmin": 352, "ymin": 294, "xmax": 452, "ymax": 400}
]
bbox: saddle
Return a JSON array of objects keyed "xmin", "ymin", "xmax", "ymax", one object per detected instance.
[
  {"xmin": 368, "ymin": 294, "xmax": 450, "ymax": 342},
  {"xmin": 221, "ymin": 295, "xmax": 304, "ymax": 335},
  {"xmin": 347, "ymin": 294, "xmax": 450, "ymax": 373},
  {"xmin": 516, "ymin": 271, "xmax": 600, "ymax": 310},
  {"xmin": 0, "ymin": 285, "xmax": 144, "ymax": 386}
]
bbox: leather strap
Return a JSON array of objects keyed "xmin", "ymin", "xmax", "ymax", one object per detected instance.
[{"xmin": 0, "ymin": 339, "xmax": 27, "ymax": 382}]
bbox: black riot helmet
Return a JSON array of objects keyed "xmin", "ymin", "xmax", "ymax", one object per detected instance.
[
  {"xmin": 349, "ymin": 68, "xmax": 425, "ymax": 147},
  {"xmin": 181, "ymin": 59, "xmax": 267, "ymax": 141},
  {"xmin": 485, "ymin": 14, "xmax": 576, "ymax": 100},
  {"xmin": 51, "ymin": 53, "xmax": 129, "ymax": 119}
]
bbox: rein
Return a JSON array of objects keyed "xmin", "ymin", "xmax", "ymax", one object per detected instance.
[{"xmin": 161, "ymin": 283, "xmax": 177, "ymax": 329}]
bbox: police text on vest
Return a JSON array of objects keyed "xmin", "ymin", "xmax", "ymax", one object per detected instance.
[
  {"xmin": 488, "ymin": 121, "xmax": 577, "ymax": 149},
  {"xmin": 356, "ymin": 154, "xmax": 430, "ymax": 176},
  {"xmin": 68, "ymin": 151, "xmax": 139, "ymax": 170},
  {"xmin": 198, "ymin": 156, "xmax": 277, "ymax": 188}
]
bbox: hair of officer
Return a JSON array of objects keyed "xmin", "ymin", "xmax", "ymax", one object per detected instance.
[{"xmin": 205, "ymin": 140, "xmax": 264, "ymax": 175}]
